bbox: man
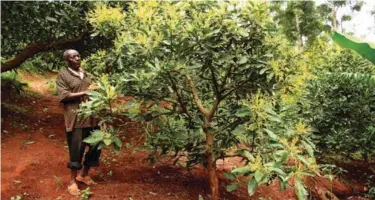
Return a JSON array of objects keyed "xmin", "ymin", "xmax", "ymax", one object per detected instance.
[{"xmin": 56, "ymin": 49, "xmax": 101, "ymax": 196}]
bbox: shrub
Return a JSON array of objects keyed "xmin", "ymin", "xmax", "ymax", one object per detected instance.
[
  {"xmin": 1, "ymin": 71, "xmax": 27, "ymax": 94},
  {"xmin": 306, "ymin": 50, "xmax": 375, "ymax": 161}
]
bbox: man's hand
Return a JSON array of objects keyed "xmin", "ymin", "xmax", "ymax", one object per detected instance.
[{"xmin": 62, "ymin": 91, "xmax": 88, "ymax": 102}]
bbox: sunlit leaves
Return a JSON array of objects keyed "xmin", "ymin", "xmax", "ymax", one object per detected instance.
[
  {"xmin": 247, "ymin": 178, "xmax": 258, "ymax": 196},
  {"xmin": 295, "ymin": 121, "xmax": 311, "ymax": 136},
  {"xmin": 82, "ymin": 50, "xmax": 109, "ymax": 77},
  {"xmin": 83, "ymin": 124, "xmax": 122, "ymax": 152},
  {"xmin": 295, "ymin": 178, "xmax": 308, "ymax": 200},
  {"xmin": 87, "ymin": 3, "xmax": 125, "ymax": 38},
  {"xmin": 79, "ymin": 74, "xmax": 119, "ymax": 122},
  {"xmin": 228, "ymin": 89, "xmax": 318, "ymax": 197}
]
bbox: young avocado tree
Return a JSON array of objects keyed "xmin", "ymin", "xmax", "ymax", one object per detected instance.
[{"xmin": 82, "ymin": 2, "xmax": 318, "ymax": 200}]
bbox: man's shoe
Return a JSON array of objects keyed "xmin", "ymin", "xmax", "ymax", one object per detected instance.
[
  {"xmin": 76, "ymin": 175, "xmax": 97, "ymax": 186},
  {"xmin": 67, "ymin": 183, "xmax": 80, "ymax": 196}
]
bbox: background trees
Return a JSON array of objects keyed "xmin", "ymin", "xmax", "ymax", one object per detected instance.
[
  {"xmin": 269, "ymin": 0, "xmax": 365, "ymax": 46},
  {"xmin": 1, "ymin": 1, "xmax": 115, "ymax": 72},
  {"xmin": 270, "ymin": 1, "xmax": 329, "ymax": 46}
]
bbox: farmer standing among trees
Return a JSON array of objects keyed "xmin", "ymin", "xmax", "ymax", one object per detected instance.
[{"xmin": 56, "ymin": 49, "xmax": 101, "ymax": 196}]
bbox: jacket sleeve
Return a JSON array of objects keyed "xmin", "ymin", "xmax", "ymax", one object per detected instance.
[{"xmin": 56, "ymin": 72, "xmax": 71, "ymax": 103}]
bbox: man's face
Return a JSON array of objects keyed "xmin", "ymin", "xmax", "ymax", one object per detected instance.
[{"xmin": 67, "ymin": 50, "xmax": 81, "ymax": 69}]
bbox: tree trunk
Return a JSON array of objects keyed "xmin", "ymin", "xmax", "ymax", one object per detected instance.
[
  {"xmin": 332, "ymin": 8, "xmax": 338, "ymax": 30},
  {"xmin": 187, "ymin": 74, "xmax": 220, "ymax": 200},
  {"xmin": 295, "ymin": 11, "xmax": 303, "ymax": 47},
  {"xmin": 340, "ymin": 21, "xmax": 344, "ymax": 33},
  {"xmin": 206, "ymin": 131, "xmax": 219, "ymax": 200},
  {"xmin": 1, "ymin": 35, "xmax": 85, "ymax": 73}
]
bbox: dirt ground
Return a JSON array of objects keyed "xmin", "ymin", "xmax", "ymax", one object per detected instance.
[{"xmin": 1, "ymin": 72, "xmax": 372, "ymax": 200}]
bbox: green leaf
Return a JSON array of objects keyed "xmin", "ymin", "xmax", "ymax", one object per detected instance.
[
  {"xmin": 84, "ymin": 131, "xmax": 104, "ymax": 144},
  {"xmin": 296, "ymin": 155, "xmax": 309, "ymax": 165},
  {"xmin": 254, "ymin": 170, "xmax": 264, "ymax": 182},
  {"xmin": 301, "ymin": 140, "xmax": 314, "ymax": 156},
  {"xmin": 238, "ymin": 29, "xmax": 249, "ymax": 37},
  {"xmin": 259, "ymin": 68, "xmax": 268, "ymax": 75},
  {"xmin": 278, "ymin": 177, "xmax": 287, "ymax": 191},
  {"xmin": 145, "ymin": 62, "xmax": 154, "ymax": 69},
  {"xmin": 238, "ymin": 56, "xmax": 248, "ymax": 64},
  {"xmin": 60, "ymin": 9, "xmax": 70, "ymax": 20},
  {"xmin": 264, "ymin": 128, "xmax": 278, "ymax": 141},
  {"xmin": 55, "ymin": 11, "xmax": 63, "ymax": 16},
  {"xmin": 280, "ymin": 152, "xmax": 290, "ymax": 164},
  {"xmin": 271, "ymin": 167, "xmax": 286, "ymax": 176},
  {"xmin": 274, "ymin": 150, "xmax": 289, "ymax": 163},
  {"xmin": 117, "ymin": 57, "xmax": 124, "ymax": 69},
  {"xmin": 97, "ymin": 143, "xmax": 104, "ymax": 150},
  {"xmin": 247, "ymin": 123, "xmax": 258, "ymax": 131},
  {"xmin": 113, "ymin": 137, "xmax": 122, "ymax": 148},
  {"xmin": 247, "ymin": 178, "xmax": 258, "ymax": 196},
  {"xmin": 224, "ymin": 172, "xmax": 236, "ymax": 180},
  {"xmin": 295, "ymin": 179, "xmax": 307, "ymax": 200},
  {"xmin": 267, "ymin": 72, "xmax": 274, "ymax": 81},
  {"xmin": 103, "ymin": 138, "xmax": 112, "ymax": 146},
  {"xmin": 235, "ymin": 107, "xmax": 251, "ymax": 117},
  {"xmin": 46, "ymin": 16, "xmax": 58, "ymax": 23},
  {"xmin": 237, "ymin": 149, "xmax": 255, "ymax": 161},
  {"xmin": 231, "ymin": 166, "xmax": 250, "ymax": 174},
  {"xmin": 268, "ymin": 115, "xmax": 282, "ymax": 123},
  {"xmin": 233, "ymin": 125, "xmax": 246, "ymax": 136},
  {"xmin": 205, "ymin": 29, "xmax": 220, "ymax": 37},
  {"xmin": 113, "ymin": 143, "xmax": 121, "ymax": 152},
  {"xmin": 91, "ymin": 31, "xmax": 100, "ymax": 37},
  {"xmin": 226, "ymin": 183, "xmax": 239, "ymax": 192}
]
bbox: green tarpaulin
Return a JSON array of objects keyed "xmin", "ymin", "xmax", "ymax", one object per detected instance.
[{"xmin": 332, "ymin": 31, "xmax": 375, "ymax": 65}]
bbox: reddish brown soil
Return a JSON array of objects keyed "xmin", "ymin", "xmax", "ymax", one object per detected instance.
[{"xmin": 1, "ymin": 72, "xmax": 371, "ymax": 200}]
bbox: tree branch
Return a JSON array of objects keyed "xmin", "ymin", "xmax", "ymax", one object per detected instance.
[
  {"xmin": 207, "ymin": 64, "xmax": 222, "ymax": 120},
  {"xmin": 216, "ymin": 118, "xmax": 245, "ymax": 134},
  {"xmin": 1, "ymin": 34, "xmax": 86, "ymax": 73},
  {"xmin": 186, "ymin": 74, "xmax": 210, "ymax": 117},
  {"xmin": 222, "ymin": 79, "xmax": 250, "ymax": 99},
  {"xmin": 220, "ymin": 64, "xmax": 233, "ymax": 92},
  {"xmin": 208, "ymin": 64, "xmax": 220, "ymax": 98},
  {"xmin": 215, "ymin": 153, "xmax": 245, "ymax": 162},
  {"xmin": 208, "ymin": 98, "xmax": 220, "ymax": 121},
  {"xmin": 166, "ymin": 72, "xmax": 193, "ymax": 120}
]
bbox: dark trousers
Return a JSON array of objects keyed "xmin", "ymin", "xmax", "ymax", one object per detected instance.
[{"xmin": 66, "ymin": 127, "xmax": 101, "ymax": 170}]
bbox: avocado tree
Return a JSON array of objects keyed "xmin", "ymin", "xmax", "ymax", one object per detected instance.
[{"xmin": 81, "ymin": 2, "xmax": 317, "ymax": 200}]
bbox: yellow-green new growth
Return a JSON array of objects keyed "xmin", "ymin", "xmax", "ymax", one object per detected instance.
[{"xmin": 87, "ymin": 3, "xmax": 125, "ymax": 33}]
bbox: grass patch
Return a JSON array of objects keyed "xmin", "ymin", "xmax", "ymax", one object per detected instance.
[
  {"xmin": 1, "ymin": 103, "xmax": 30, "ymax": 114},
  {"xmin": 53, "ymin": 175, "xmax": 64, "ymax": 188},
  {"xmin": 46, "ymin": 80, "xmax": 58, "ymax": 96},
  {"xmin": 1, "ymin": 71, "xmax": 28, "ymax": 93}
]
